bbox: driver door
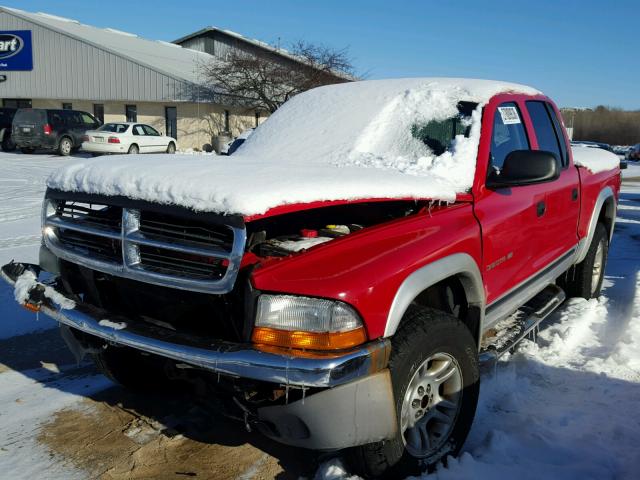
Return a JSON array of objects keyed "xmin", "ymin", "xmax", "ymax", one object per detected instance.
[{"xmin": 473, "ymin": 101, "xmax": 548, "ymax": 310}]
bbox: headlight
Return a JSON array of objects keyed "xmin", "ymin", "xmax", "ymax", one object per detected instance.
[{"xmin": 252, "ymin": 294, "xmax": 367, "ymax": 351}]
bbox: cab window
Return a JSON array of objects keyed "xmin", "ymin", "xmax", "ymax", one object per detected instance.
[
  {"xmin": 526, "ymin": 101, "xmax": 566, "ymax": 167},
  {"xmin": 490, "ymin": 102, "xmax": 529, "ymax": 171}
]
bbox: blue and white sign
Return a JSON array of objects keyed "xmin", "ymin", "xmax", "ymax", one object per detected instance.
[{"xmin": 0, "ymin": 30, "xmax": 33, "ymax": 71}]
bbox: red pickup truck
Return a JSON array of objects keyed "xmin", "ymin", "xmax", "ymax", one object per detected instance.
[{"xmin": 2, "ymin": 78, "xmax": 622, "ymax": 478}]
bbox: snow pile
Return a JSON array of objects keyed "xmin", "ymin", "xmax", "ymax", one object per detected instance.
[
  {"xmin": 572, "ymin": 146, "xmax": 620, "ymax": 173},
  {"xmin": 13, "ymin": 270, "xmax": 76, "ymax": 310},
  {"xmin": 47, "ymin": 78, "xmax": 539, "ymax": 216},
  {"xmin": 98, "ymin": 319, "xmax": 127, "ymax": 330}
]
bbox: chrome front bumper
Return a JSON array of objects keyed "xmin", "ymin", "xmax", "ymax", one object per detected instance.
[{"xmin": 1, "ymin": 262, "xmax": 390, "ymax": 388}]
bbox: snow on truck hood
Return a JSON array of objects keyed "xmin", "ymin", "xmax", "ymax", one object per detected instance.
[{"xmin": 47, "ymin": 78, "xmax": 540, "ymax": 216}]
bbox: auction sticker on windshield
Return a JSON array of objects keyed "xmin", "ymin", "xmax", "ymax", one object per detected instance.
[{"xmin": 498, "ymin": 106, "xmax": 521, "ymax": 124}]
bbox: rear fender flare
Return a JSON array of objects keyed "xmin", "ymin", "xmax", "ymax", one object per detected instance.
[
  {"xmin": 383, "ymin": 253, "xmax": 485, "ymax": 342},
  {"xmin": 575, "ymin": 186, "xmax": 616, "ymax": 264}
]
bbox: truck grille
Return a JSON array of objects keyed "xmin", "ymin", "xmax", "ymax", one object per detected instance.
[{"xmin": 43, "ymin": 199, "xmax": 246, "ymax": 294}]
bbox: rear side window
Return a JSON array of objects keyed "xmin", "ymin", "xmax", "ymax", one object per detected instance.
[
  {"xmin": 48, "ymin": 111, "xmax": 65, "ymax": 128},
  {"xmin": 60, "ymin": 110, "xmax": 80, "ymax": 126},
  {"xmin": 99, "ymin": 123, "xmax": 129, "ymax": 133},
  {"xmin": 490, "ymin": 102, "xmax": 529, "ymax": 171},
  {"xmin": 526, "ymin": 101, "xmax": 566, "ymax": 167}
]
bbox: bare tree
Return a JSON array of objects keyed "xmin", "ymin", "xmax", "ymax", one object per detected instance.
[{"xmin": 200, "ymin": 40, "xmax": 355, "ymax": 114}]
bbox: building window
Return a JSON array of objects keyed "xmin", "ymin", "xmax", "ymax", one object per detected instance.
[
  {"xmin": 2, "ymin": 98, "xmax": 32, "ymax": 108},
  {"xmin": 224, "ymin": 109, "xmax": 230, "ymax": 132},
  {"xmin": 93, "ymin": 104, "xmax": 104, "ymax": 124},
  {"xmin": 125, "ymin": 104, "xmax": 137, "ymax": 122},
  {"xmin": 255, "ymin": 111, "xmax": 260, "ymax": 128},
  {"xmin": 62, "ymin": 103, "xmax": 72, "ymax": 110},
  {"xmin": 165, "ymin": 106, "xmax": 177, "ymax": 140}
]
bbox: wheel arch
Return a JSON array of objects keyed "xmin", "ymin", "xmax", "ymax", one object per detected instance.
[
  {"xmin": 575, "ymin": 186, "xmax": 616, "ymax": 264},
  {"xmin": 383, "ymin": 253, "xmax": 485, "ymax": 347}
]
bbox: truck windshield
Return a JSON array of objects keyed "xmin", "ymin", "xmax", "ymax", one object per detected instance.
[{"xmin": 411, "ymin": 101, "xmax": 478, "ymax": 156}]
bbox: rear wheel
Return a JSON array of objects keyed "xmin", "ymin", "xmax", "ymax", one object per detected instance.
[
  {"xmin": 128, "ymin": 143, "xmax": 139, "ymax": 155},
  {"xmin": 166, "ymin": 142, "xmax": 176, "ymax": 154},
  {"xmin": 1, "ymin": 136, "xmax": 16, "ymax": 152},
  {"xmin": 560, "ymin": 222, "xmax": 609, "ymax": 299},
  {"xmin": 58, "ymin": 136, "xmax": 73, "ymax": 156},
  {"xmin": 92, "ymin": 345, "xmax": 171, "ymax": 391},
  {"xmin": 349, "ymin": 307, "xmax": 479, "ymax": 479}
]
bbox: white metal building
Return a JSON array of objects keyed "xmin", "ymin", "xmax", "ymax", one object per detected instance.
[{"xmin": 0, "ymin": 7, "xmax": 306, "ymax": 150}]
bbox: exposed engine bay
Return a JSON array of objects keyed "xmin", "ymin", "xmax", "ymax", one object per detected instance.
[{"xmin": 247, "ymin": 200, "xmax": 423, "ymax": 257}]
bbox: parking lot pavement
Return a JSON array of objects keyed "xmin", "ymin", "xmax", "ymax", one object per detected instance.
[{"xmin": 0, "ymin": 328, "xmax": 317, "ymax": 479}]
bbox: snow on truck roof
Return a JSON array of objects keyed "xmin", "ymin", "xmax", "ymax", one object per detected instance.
[{"xmin": 48, "ymin": 78, "xmax": 541, "ymax": 216}]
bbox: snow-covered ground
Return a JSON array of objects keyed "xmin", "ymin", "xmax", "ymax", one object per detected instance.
[{"xmin": 1, "ymin": 151, "xmax": 640, "ymax": 479}]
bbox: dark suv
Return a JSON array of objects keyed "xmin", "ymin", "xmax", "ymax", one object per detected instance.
[
  {"xmin": 0, "ymin": 107, "xmax": 17, "ymax": 152},
  {"xmin": 12, "ymin": 108, "xmax": 101, "ymax": 156}
]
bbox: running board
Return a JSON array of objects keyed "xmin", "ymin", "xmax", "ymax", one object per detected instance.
[{"xmin": 479, "ymin": 284, "xmax": 566, "ymax": 363}]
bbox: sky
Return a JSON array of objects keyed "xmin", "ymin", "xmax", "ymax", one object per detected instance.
[{"xmin": 4, "ymin": 0, "xmax": 640, "ymax": 109}]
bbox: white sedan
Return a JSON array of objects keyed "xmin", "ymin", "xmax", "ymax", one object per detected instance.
[{"xmin": 81, "ymin": 122, "xmax": 177, "ymax": 155}]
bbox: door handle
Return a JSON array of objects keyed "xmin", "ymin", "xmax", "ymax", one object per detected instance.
[
  {"xmin": 537, "ymin": 201, "xmax": 546, "ymax": 217},
  {"xmin": 572, "ymin": 188, "xmax": 579, "ymax": 201}
]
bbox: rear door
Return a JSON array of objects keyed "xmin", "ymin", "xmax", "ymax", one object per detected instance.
[
  {"xmin": 524, "ymin": 101, "xmax": 580, "ymax": 263},
  {"xmin": 61, "ymin": 110, "xmax": 82, "ymax": 146}
]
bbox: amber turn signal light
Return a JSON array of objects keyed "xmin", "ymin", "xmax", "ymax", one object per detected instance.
[
  {"xmin": 22, "ymin": 302, "xmax": 41, "ymax": 313},
  {"xmin": 252, "ymin": 326, "xmax": 367, "ymax": 351}
]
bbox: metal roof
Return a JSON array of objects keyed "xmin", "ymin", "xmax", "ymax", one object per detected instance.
[{"xmin": 0, "ymin": 6, "xmax": 215, "ymax": 84}]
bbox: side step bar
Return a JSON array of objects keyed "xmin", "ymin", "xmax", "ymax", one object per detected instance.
[{"xmin": 479, "ymin": 284, "xmax": 566, "ymax": 363}]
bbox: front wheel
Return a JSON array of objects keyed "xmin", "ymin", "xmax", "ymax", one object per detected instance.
[
  {"xmin": 128, "ymin": 143, "xmax": 139, "ymax": 154},
  {"xmin": 166, "ymin": 142, "xmax": 176, "ymax": 154},
  {"xmin": 559, "ymin": 222, "xmax": 609, "ymax": 299},
  {"xmin": 349, "ymin": 307, "xmax": 479, "ymax": 478}
]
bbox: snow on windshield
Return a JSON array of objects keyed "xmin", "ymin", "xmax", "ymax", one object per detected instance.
[{"xmin": 48, "ymin": 78, "xmax": 540, "ymax": 215}]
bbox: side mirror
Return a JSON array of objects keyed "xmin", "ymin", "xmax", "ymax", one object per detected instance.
[{"xmin": 488, "ymin": 150, "xmax": 560, "ymax": 188}]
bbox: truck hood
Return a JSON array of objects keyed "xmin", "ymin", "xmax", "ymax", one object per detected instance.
[
  {"xmin": 48, "ymin": 78, "xmax": 540, "ymax": 216},
  {"xmin": 46, "ymin": 154, "xmax": 465, "ymax": 216}
]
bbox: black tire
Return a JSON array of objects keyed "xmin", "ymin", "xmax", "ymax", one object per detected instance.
[
  {"xmin": 1, "ymin": 137, "xmax": 16, "ymax": 152},
  {"xmin": 20, "ymin": 147, "xmax": 36, "ymax": 154},
  {"xmin": 58, "ymin": 136, "xmax": 73, "ymax": 156},
  {"xmin": 166, "ymin": 142, "xmax": 176, "ymax": 154},
  {"xmin": 559, "ymin": 222, "xmax": 609, "ymax": 299},
  {"xmin": 128, "ymin": 143, "xmax": 139, "ymax": 154},
  {"xmin": 92, "ymin": 345, "xmax": 170, "ymax": 391},
  {"xmin": 348, "ymin": 307, "xmax": 479, "ymax": 479}
]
